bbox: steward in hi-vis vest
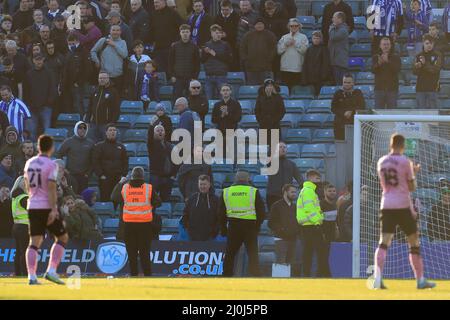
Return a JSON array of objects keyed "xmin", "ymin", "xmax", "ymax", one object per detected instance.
[
  {"xmin": 219, "ymin": 170, "xmax": 266, "ymax": 277},
  {"xmin": 11, "ymin": 175, "xmax": 29, "ymax": 277}
]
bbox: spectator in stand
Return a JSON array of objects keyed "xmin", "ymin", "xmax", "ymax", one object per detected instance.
[
  {"xmin": 29, "ymin": 42, "xmax": 45, "ymax": 62},
  {"xmin": 236, "ymin": 0, "xmax": 259, "ymax": 51},
  {"xmin": 85, "ymin": 71, "xmax": 120, "ymax": 141},
  {"xmin": 92, "ymin": 124, "xmax": 128, "ymax": 202},
  {"xmin": 10, "ymin": 176, "xmax": 28, "ymax": 276},
  {"xmin": 53, "ymin": 159, "xmax": 78, "ymax": 199},
  {"xmin": 255, "ymin": 78, "xmax": 285, "ymax": 144},
  {"xmin": 129, "ymin": 0, "xmax": 150, "ymax": 43},
  {"xmin": 277, "ymin": 18, "xmax": 308, "ymax": 90},
  {"xmin": 168, "ymin": 24, "xmax": 201, "ymax": 100},
  {"xmin": 50, "ymin": 14, "xmax": 67, "ymax": 55},
  {"xmin": 149, "ymin": 0, "xmax": 184, "ymax": 73},
  {"xmin": 177, "ymin": 146, "xmax": 213, "ymax": 201},
  {"xmin": 55, "ymin": 121, "xmax": 94, "ymax": 194},
  {"xmin": 442, "ymin": 1, "xmax": 450, "ymax": 42},
  {"xmin": 81, "ymin": 188, "xmax": 98, "ymax": 207},
  {"xmin": 215, "ymin": 0, "xmax": 239, "ymax": 56},
  {"xmin": 175, "ymin": 97, "xmax": 199, "ymax": 141},
  {"xmin": 140, "ymin": 60, "xmax": 160, "ymax": 105},
  {"xmin": 429, "ymin": 22, "xmax": 448, "ymax": 56},
  {"xmin": 125, "ymin": 40, "xmax": 151, "ymax": 100},
  {"xmin": 413, "ymin": 34, "xmax": 442, "ymax": 109},
  {"xmin": 12, "ymin": 0, "xmax": 33, "ymax": 32},
  {"xmin": 369, "ymin": 0, "xmax": 404, "ymax": 55},
  {"xmin": 240, "ymin": 18, "xmax": 277, "ymax": 85},
  {"xmin": 303, "ymin": 31, "xmax": 332, "ymax": 97},
  {"xmin": 23, "ymin": 54, "xmax": 55, "ymax": 141},
  {"xmin": 187, "ymin": 0, "xmax": 213, "ymax": 47},
  {"xmin": 320, "ymin": 182, "xmax": 338, "ymax": 277},
  {"xmin": 331, "ymin": 74, "xmax": 365, "ymax": 141},
  {"xmin": 328, "ymin": 11, "xmax": 349, "ymax": 85},
  {"xmin": 321, "ymin": 0, "xmax": 354, "ymax": 45},
  {"xmin": 0, "ymin": 184, "xmax": 13, "ymax": 238},
  {"xmin": 259, "ymin": 0, "xmax": 297, "ymax": 19},
  {"xmin": 420, "ymin": 0, "xmax": 432, "ymax": 21},
  {"xmin": 74, "ymin": 16, "xmax": 102, "ymax": 53},
  {"xmin": 201, "ymin": 24, "xmax": 232, "ymax": 100},
  {"xmin": 15, "ymin": 140, "xmax": 34, "ymax": 174},
  {"xmin": 5, "ymin": 40, "xmax": 30, "ymax": 97},
  {"xmin": 372, "ymin": 36, "xmax": 401, "ymax": 109},
  {"xmin": 268, "ymin": 184, "xmax": 298, "ymax": 266},
  {"xmin": 262, "ymin": 0, "xmax": 288, "ymax": 41},
  {"xmin": 0, "ymin": 126, "xmax": 23, "ymax": 172},
  {"xmin": 104, "ymin": 10, "xmax": 133, "ymax": 52},
  {"xmin": 1, "ymin": 15, "xmax": 14, "ymax": 36},
  {"xmin": 90, "ymin": 24, "xmax": 128, "ymax": 92},
  {"xmin": 405, "ymin": 0, "xmax": 429, "ymax": 57},
  {"xmin": 1, "ymin": 57, "xmax": 22, "ymax": 99},
  {"xmin": 266, "ymin": 141, "xmax": 302, "ymax": 208},
  {"xmin": 0, "ymin": 85, "xmax": 31, "ymax": 141},
  {"xmin": 147, "ymin": 103, "xmax": 173, "ymax": 141},
  {"xmin": 181, "ymin": 174, "xmax": 219, "ymax": 240},
  {"xmin": 187, "ymin": 80, "xmax": 208, "ymax": 129},
  {"xmin": 44, "ymin": 40, "xmax": 64, "ymax": 118},
  {"xmin": 42, "ymin": 0, "xmax": 64, "ymax": 21},
  {"xmin": 0, "ymin": 153, "xmax": 16, "ymax": 188},
  {"xmin": 22, "ymin": 9, "xmax": 47, "ymax": 46},
  {"xmin": 147, "ymin": 123, "xmax": 176, "ymax": 201},
  {"xmin": 63, "ymin": 196, "xmax": 103, "ymax": 240},
  {"xmin": 35, "ymin": 23, "xmax": 53, "ymax": 50},
  {"xmin": 427, "ymin": 187, "xmax": 450, "ymax": 241}
]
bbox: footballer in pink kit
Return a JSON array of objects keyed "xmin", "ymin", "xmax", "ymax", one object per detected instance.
[
  {"xmin": 24, "ymin": 135, "xmax": 69, "ymax": 285},
  {"xmin": 372, "ymin": 133, "xmax": 435, "ymax": 290}
]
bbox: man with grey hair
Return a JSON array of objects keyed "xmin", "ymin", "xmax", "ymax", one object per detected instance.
[
  {"xmin": 175, "ymin": 97, "xmax": 199, "ymax": 142},
  {"xmin": 129, "ymin": 0, "xmax": 150, "ymax": 43},
  {"xmin": 219, "ymin": 170, "xmax": 266, "ymax": 277},
  {"xmin": 187, "ymin": 79, "xmax": 208, "ymax": 128},
  {"xmin": 105, "ymin": 10, "xmax": 133, "ymax": 51},
  {"xmin": 4, "ymin": 40, "xmax": 30, "ymax": 93}
]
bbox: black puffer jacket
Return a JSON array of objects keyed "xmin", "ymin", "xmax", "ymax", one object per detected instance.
[
  {"xmin": 86, "ymin": 84, "xmax": 120, "ymax": 125},
  {"xmin": 92, "ymin": 138, "xmax": 128, "ymax": 178},
  {"xmin": 188, "ymin": 94, "xmax": 208, "ymax": 123},
  {"xmin": 255, "ymin": 85, "xmax": 285, "ymax": 129}
]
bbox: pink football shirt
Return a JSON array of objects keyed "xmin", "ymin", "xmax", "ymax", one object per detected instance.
[
  {"xmin": 377, "ymin": 153, "xmax": 414, "ymax": 210},
  {"xmin": 24, "ymin": 155, "xmax": 58, "ymax": 210}
]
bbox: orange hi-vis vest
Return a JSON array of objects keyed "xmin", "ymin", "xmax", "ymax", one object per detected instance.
[{"xmin": 121, "ymin": 183, "xmax": 153, "ymax": 223}]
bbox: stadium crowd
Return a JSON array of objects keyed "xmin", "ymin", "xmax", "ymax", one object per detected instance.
[{"xmin": 0, "ymin": 0, "xmax": 448, "ymax": 277}]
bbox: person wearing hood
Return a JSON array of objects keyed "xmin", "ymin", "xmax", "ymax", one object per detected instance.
[
  {"xmin": 219, "ymin": 170, "xmax": 266, "ymax": 277},
  {"xmin": 147, "ymin": 103, "xmax": 173, "ymax": 142},
  {"xmin": 328, "ymin": 11, "xmax": 349, "ymax": 86},
  {"xmin": 254, "ymin": 78, "xmax": 285, "ymax": 144},
  {"xmin": 0, "ymin": 126, "xmax": 24, "ymax": 173},
  {"xmin": 125, "ymin": 40, "xmax": 152, "ymax": 100},
  {"xmin": 81, "ymin": 188, "xmax": 97, "ymax": 207},
  {"xmin": 55, "ymin": 121, "xmax": 95, "ymax": 194},
  {"xmin": 0, "ymin": 85, "xmax": 31, "ymax": 141},
  {"xmin": 182, "ymin": 174, "xmax": 219, "ymax": 241},
  {"xmin": 0, "ymin": 153, "xmax": 16, "ymax": 188}
]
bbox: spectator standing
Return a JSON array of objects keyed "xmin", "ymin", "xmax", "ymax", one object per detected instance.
[
  {"xmin": 23, "ymin": 54, "xmax": 55, "ymax": 141},
  {"xmin": 268, "ymin": 184, "xmax": 299, "ymax": 267},
  {"xmin": 92, "ymin": 124, "xmax": 129, "ymax": 202},
  {"xmin": 303, "ymin": 31, "xmax": 332, "ymax": 96},
  {"xmin": 1, "ymin": 57, "xmax": 23, "ymax": 100},
  {"xmin": 215, "ymin": 0, "xmax": 240, "ymax": 53},
  {"xmin": 187, "ymin": 0, "xmax": 213, "ymax": 47},
  {"xmin": 262, "ymin": 0, "xmax": 288, "ymax": 41},
  {"xmin": 405, "ymin": 0, "xmax": 429, "ymax": 57},
  {"xmin": 74, "ymin": 16, "xmax": 102, "ymax": 53},
  {"xmin": 372, "ymin": 37, "xmax": 401, "ymax": 109},
  {"xmin": 55, "ymin": 121, "xmax": 95, "ymax": 194},
  {"xmin": 175, "ymin": 97, "xmax": 199, "ymax": 141},
  {"xmin": 320, "ymin": 183, "xmax": 338, "ymax": 277},
  {"xmin": 328, "ymin": 11, "xmax": 349, "ymax": 85},
  {"xmin": 23, "ymin": 9, "xmax": 47, "ymax": 45},
  {"xmin": 182, "ymin": 174, "xmax": 219, "ymax": 240},
  {"xmin": 50, "ymin": 14, "xmax": 67, "ymax": 55},
  {"xmin": 321, "ymin": 0, "xmax": 354, "ymax": 45},
  {"xmin": 0, "ymin": 126, "xmax": 24, "ymax": 172},
  {"xmin": 139, "ymin": 60, "xmax": 160, "ymax": 104},
  {"xmin": 259, "ymin": 0, "xmax": 297, "ymax": 19},
  {"xmin": 277, "ymin": 18, "xmax": 308, "ymax": 90},
  {"xmin": 147, "ymin": 103, "xmax": 173, "ymax": 141},
  {"xmin": 266, "ymin": 142, "xmax": 303, "ymax": 209},
  {"xmin": 12, "ymin": 0, "xmax": 33, "ymax": 32},
  {"xmin": 1, "ymin": 15, "xmax": 14, "ymax": 35},
  {"xmin": 86, "ymin": 71, "xmax": 120, "ymax": 141},
  {"xmin": 15, "ymin": 140, "xmax": 34, "ymax": 175},
  {"xmin": 0, "ymin": 85, "xmax": 31, "ymax": 141},
  {"xmin": 128, "ymin": 0, "xmax": 150, "ymax": 43},
  {"xmin": 63, "ymin": 196, "xmax": 103, "ymax": 240},
  {"xmin": 427, "ymin": 188, "xmax": 450, "ymax": 241},
  {"xmin": 428, "ymin": 23, "xmax": 448, "ymax": 56},
  {"xmin": 331, "ymin": 74, "xmax": 365, "ymax": 140},
  {"xmin": 5, "ymin": 40, "xmax": 30, "ymax": 98},
  {"xmin": 187, "ymin": 80, "xmax": 208, "ymax": 128},
  {"xmin": 168, "ymin": 24, "xmax": 201, "ymax": 100},
  {"xmin": 236, "ymin": 0, "xmax": 259, "ymax": 50},
  {"xmin": 0, "ymin": 184, "xmax": 13, "ymax": 237},
  {"xmin": 240, "ymin": 18, "xmax": 277, "ymax": 85},
  {"xmin": 125, "ymin": 40, "xmax": 152, "ymax": 100},
  {"xmin": 105, "ymin": 10, "xmax": 133, "ymax": 52},
  {"xmin": 413, "ymin": 34, "xmax": 442, "ymax": 109},
  {"xmin": 0, "ymin": 154, "xmax": 16, "ymax": 189}
]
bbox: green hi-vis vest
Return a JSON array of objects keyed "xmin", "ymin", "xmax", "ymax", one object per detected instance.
[
  {"xmin": 296, "ymin": 181, "xmax": 323, "ymax": 226},
  {"xmin": 223, "ymin": 185, "xmax": 257, "ymax": 220},
  {"xmin": 12, "ymin": 194, "xmax": 29, "ymax": 225}
]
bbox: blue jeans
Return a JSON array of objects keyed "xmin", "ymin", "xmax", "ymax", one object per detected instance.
[
  {"xmin": 205, "ymin": 75, "xmax": 227, "ymax": 100},
  {"xmin": 374, "ymin": 90, "xmax": 398, "ymax": 109},
  {"xmin": 416, "ymin": 92, "xmax": 438, "ymax": 109},
  {"xmin": 26, "ymin": 107, "xmax": 52, "ymax": 141},
  {"xmin": 332, "ymin": 66, "xmax": 348, "ymax": 85},
  {"xmin": 246, "ymin": 71, "xmax": 273, "ymax": 86}
]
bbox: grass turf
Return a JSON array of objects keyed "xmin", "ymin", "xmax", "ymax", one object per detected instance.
[{"xmin": 0, "ymin": 278, "xmax": 449, "ymax": 300}]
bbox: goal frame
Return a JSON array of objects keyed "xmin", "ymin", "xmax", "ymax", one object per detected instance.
[{"xmin": 352, "ymin": 114, "xmax": 450, "ymax": 278}]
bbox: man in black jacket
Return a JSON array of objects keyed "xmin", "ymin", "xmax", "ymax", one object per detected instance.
[
  {"xmin": 5, "ymin": 40, "xmax": 31, "ymax": 99},
  {"xmin": 268, "ymin": 184, "xmax": 298, "ymax": 266},
  {"xmin": 92, "ymin": 124, "xmax": 128, "ymax": 202},
  {"xmin": 215, "ymin": 0, "xmax": 240, "ymax": 55},
  {"xmin": 187, "ymin": 80, "xmax": 208, "ymax": 129},
  {"xmin": 182, "ymin": 174, "xmax": 219, "ymax": 241},
  {"xmin": 331, "ymin": 74, "xmax": 365, "ymax": 140},
  {"xmin": 129, "ymin": 0, "xmax": 150, "ymax": 42},
  {"xmin": 168, "ymin": 24, "xmax": 201, "ymax": 100},
  {"xmin": 86, "ymin": 71, "xmax": 120, "ymax": 142},
  {"xmin": 321, "ymin": 0, "xmax": 354, "ymax": 45},
  {"xmin": 12, "ymin": 0, "xmax": 33, "ymax": 32},
  {"xmin": 187, "ymin": 0, "xmax": 214, "ymax": 47},
  {"xmin": 259, "ymin": 0, "xmax": 297, "ymax": 19}
]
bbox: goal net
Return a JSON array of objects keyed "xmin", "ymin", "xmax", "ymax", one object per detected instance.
[{"xmin": 353, "ymin": 115, "xmax": 450, "ymax": 279}]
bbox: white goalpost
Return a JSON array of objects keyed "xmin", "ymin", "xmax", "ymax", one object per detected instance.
[{"xmin": 353, "ymin": 114, "xmax": 450, "ymax": 279}]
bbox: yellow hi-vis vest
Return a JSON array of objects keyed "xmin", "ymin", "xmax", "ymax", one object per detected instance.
[
  {"xmin": 223, "ymin": 185, "xmax": 257, "ymax": 220},
  {"xmin": 296, "ymin": 181, "xmax": 323, "ymax": 226},
  {"xmin": 12, "ymin": 194, "xmax": 29, "ymax": 225}
]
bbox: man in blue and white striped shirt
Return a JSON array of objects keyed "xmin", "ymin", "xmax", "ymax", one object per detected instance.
[{"xmin": 0, "ymin": 85, "xmax": 31, "ymax": 141}]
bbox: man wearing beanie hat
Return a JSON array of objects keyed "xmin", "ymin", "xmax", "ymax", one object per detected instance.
[
  {"xmin": 147, "ymin": 103, "xmax": 173, "ymax": 142},
  {"xmin": 111, "ymin": 166, "xmax": 161, "ymax": 276}
]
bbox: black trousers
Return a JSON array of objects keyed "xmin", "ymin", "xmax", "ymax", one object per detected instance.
[
  {"xmin": 276, "ymin": 239, "xmax": 296, "ymax": 265},
  {"xmin": 223, "ymin": 220, "xmax": 260, "ymax": 277},
  {"xmin": 99, "ymin": 175, "xmax": 121, "ymax": 202},
  {"xmin": 124, "ymin": 222, "xmax": 153, "ymax": 276},
  {"xmin": 300, "ymin": 225, "xmax": 328, "ymax": 277},
  {"xmin": 12, "ymin": 223, "xmax": 29, "ymax": 276},
  {"xmin": 72, "ymin": 173, "xmax": 89, "ymax": 195}
]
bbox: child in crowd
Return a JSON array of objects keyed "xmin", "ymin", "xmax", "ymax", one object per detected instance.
[{"xmin": 140, "ymin": 60, "xmax": 160, "ymax": 109}]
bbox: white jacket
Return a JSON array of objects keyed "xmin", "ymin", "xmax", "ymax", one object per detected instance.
[{"xmin": 277, "ymin": 32, "xmax": 309, "ymax": 73}]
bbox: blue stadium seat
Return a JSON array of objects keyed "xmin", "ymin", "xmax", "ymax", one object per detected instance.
[
  {"xmin": 396, "ymin": 99, "xmax": 417, "ymax": 109},
  {"xmin": 123, "ymin": 142, "xmax": 137, "ymax": 156},
  {"xmin": 170, "ymin": 115, "xmax": 180, "ymax": 128},
  {"xmin": 93, "ymin": 202, "xmax": 115, "ymax": 216},
  {"xmin": 103, "ymin": 218, "xmax": 119, "ymax": 235},
  {"xmin": 155, "ymin": 202, "xmax": 172, "ymax": 217},
  {"xmin": 156, "ymin": 72, "xmax": 167, "ymax": 86},
  {"xmin": 136, "ymin": 143, "xmax": 148, "ymax": 157},
  {"xmin": 297, "ymin": 16, "xmax": 316, "ymax": 28},
  {"xmin": 312, "ymin": 128, "xmax": 334, "ymax": 142},
  {"xmin": 147, "ymin": 100, "xmax": 172, "ymax": 114},
  {"xmin": 354, "ymin": 16, "xmax": 366, "ymax": 29},
  {"xmin": 286, "ymin": 143, "xmax": 302, "ymax": 158},
  {"xmin": 198, "ymin": 71, "xmax": 206, "ymax": 82},
  {"xmin": 252, "ymin": 175, "xmax": 268, "ymax": 188},
  {"xmin": 284, "ymin": 99, "xmax": 309, "ymax": 113},
  {"xmin": 162, "ymin": 218, "xmax": 179, "ymax": 234},
  {"xmin": 318, "ymin": 86, "xmax": 339, "ymax": 100},
  {"xmin": 239, "ymin": 100, "xmax": 255, "ymax": 114},
  {"xmin": 311, "ymin": 1, "xmax": 327, "ymax": 16},
  {"xmin": 208, "ymin": 99, "xmax": 219, "ymax": 113},
  {"xmin": 398, "ymin": 86, "xmax": 416, "ymax": 99},
  {"xmin": 172, "ymin": 203, "xmax": 185, "ymax": 218},
  {"xmin": 123, "ymin": 129, "xmax": 148, "ymax": 143},
  {"xmin": 397, "ymin": 29, "xmax": 408, "ymax": 44},
  {"xmin": 204, "ymin": 114, "xmax": 213, "ymax": 129},
  {"xmin": 299, "ymin": 113, "xmax": 327, "ymax": 127},
  {"xmin": 347, "ymin": 0, "xmax": 361, "ymax": 15},
  {"xmin": 364, "ymin": 57, "xmax": 373, "ymax": 71},
  {"xmin": 301, "ymin": 143, "xmax": 328, "ymax": 157},
  {"xmin": 327, "ymin": 143, "xmax": 336, "ymax": 157},
  {"xmin": 290, "ymin": 86, "xmax": 315, "ymax": 99},
  {"xmin": 279, "ymin": 85, "xmax": 289, "ymax": 99},
  {"xmin": 440, "ymin": 70, "xmax": 450, "ymax": 84},
  {"xmin": 134, "ymin": 114, "xmax": 153, "ymax": 129},
  {"xmin": 239, "ymin": 86, "xmax": 259, "ymax": 99},
  {"xmin": 222, "ymin": 173, "xmax": 235, "ymax": 188},
  {"xmin": 259, "ymin": 220, "xmax": 271, "ymax": 236},
  {"xmin": 120, "ymin": 100, "xmax": 144, "ymax": 114},
  {"xmin": 213, "ymin": 173, "xmax": 226, "ymax": 189},
  {"xmin": 348, "ymin": 57, "xmax": 365, "ymax": 71},
  {"xmin": 307, "ymin": 100, "xmax": 332, "ymax": 113},
  {"xmin": 159, "ymin": 86, "xmax": 174, "ymax": 100},
  {"xmin": 350, "ymin": 44, "xmax": 371, "ymax": 57},
  {"xmin": 116, "ymin": 114, "xmax": 138, "ymax": 136},
  {"xmin": 236, "ymin": 163, "xmax": 261, "ymax": 175},
  {"xmin": 356, "ymin": 29, "xmax": 371, "ymax": 43},
  {"xmin": 212, "ymin": 163, "xmax": 234, "ymax": 173},
  {"xmin": 227, "ymin": 72, "xmax": 246, "ymax": 85},
  {"xmin": 439, "ymin": 99, "xmax": 450, "ymax": 109},
  {"xmin": 356, "ymin": 72, "xmax": 375, "ymax": 84},
  {"xmin": 293, "ymin": 158, "xmax": 325, "ymax": 172},
  {"xmin": 354, "ymin": 85, "xmax": 374, "ymax": 99},
  {"xmin": 348, "ymin": 31, "xmax": 357, "ymax": 45},
  {"xmin": 285, "ymin": 128, "xmax": 312, "ymax": 143},
  {"xmin": 169, "ymin": 188, "xmax": 184, "ymax": 203},
  {"xmin": 323, "ymin": 114, "xmax": 335, "ymax": 128},
  {"xmin": 56, "ymin": 113, "xmax": 80, "ymax": 132},
  {"xmin": 44, "ymin": 128, "xmax": 68, "ymax": 143},
  {"xmin": 240, "ymin": 115, "xmax": 258, "ymax": 128},
  {"xmin": 280, "ymin": 114, "xmax": 300, "ymax": 128},
  {"xmin": 128, "ymin": 156, "xmax": 150, "ymax": 171},
  {"xmin": 400, "ymin": 56, "xmax": 414, "ymax": 71}
]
